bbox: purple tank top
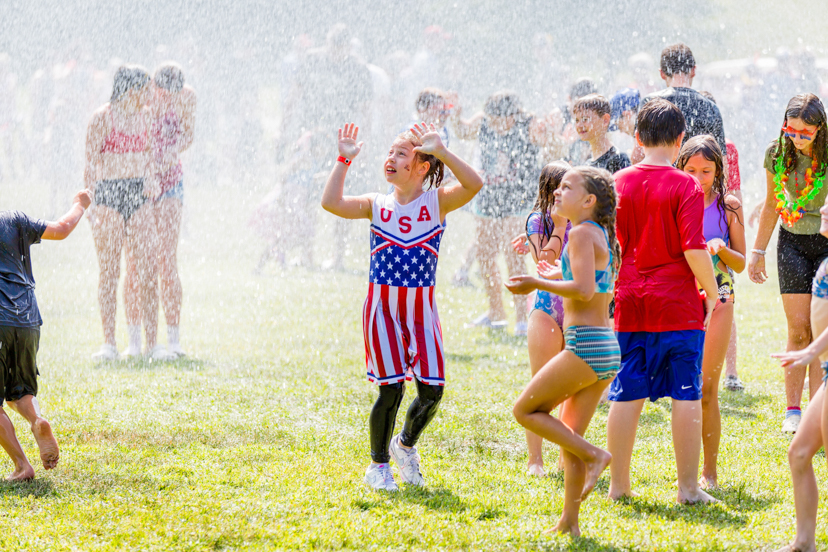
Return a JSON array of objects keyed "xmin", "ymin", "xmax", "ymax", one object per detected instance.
[{"xmin": 703, "ymin": 197, "xmax": 729, "ymax": 243}]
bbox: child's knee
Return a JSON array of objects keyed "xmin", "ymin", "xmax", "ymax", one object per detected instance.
[
  {"xmin": 788, "ymin": 441, "xmax": 813, "ymax": 469},
  {"xmin": 415, "ymin": 380, "xmax": 443, "ymax": 408}
]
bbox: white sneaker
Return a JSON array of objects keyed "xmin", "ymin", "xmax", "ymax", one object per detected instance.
[
  {"xmin": 167, "ymin": 343, "xmax": 187, "ymax": 358},
  {"xmin": 148, "ymin": 345, "xmax": 177, "ymax": 361},
  {"xmin": 91, "ymin": 344, "xmax": 119, "ymax": 361},
  {"xmin": 121, "ymin": 345, "xmax": 142, "ymax": 359},
  {"xmin": 389, "ymin": 435, "xmax": 425, "ymax": 486},
  {"xmin": 466, "ymin": 313, "xmax": 507, "ymax": 330},
  {"xmin": 515, "ymin": 321, "xmax": 528, "ymax": 336},
  {"xmin": 782, "ymin": 412, "xmax": 801, "ymax": 434},
  {"xmin": 364, "ymin": 463, "xmax": 398, "ymax": 491}
]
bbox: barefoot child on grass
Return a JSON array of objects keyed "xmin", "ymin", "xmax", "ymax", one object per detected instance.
[
  {"xmin": 0, "ymin": 189, "xmax": 91, "ymax": 480},
  {"xmin": 606, "ymin": 99, "xmax": 719, "ymax": 504},
  {"xmin": 506, "ymin": 166, "xmax": 620, "ymax": 536},
  {"xmin": 321, "ymin": 122, "xmax": 483, "ymax": 491},
  {"xmin": 676, "ymin": 135, "xmax": 746, "ymax": 489}
]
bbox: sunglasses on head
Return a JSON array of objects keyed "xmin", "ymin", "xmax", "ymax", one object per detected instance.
[{"xmin": 783, "ymin": 125, "xmax": 818, "ymax": 141}]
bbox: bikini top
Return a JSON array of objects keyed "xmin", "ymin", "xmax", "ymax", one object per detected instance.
[
  {"xmin": 101, "ymin": 110, "xmax": 147, "ymax": 154},
  {"xmin": 560, "ymin": 220, "xmax": 614, "ymax": 294}
]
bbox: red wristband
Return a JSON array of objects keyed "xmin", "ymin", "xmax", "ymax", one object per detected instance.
[{"xmin": 337, "ymin": 156, "xmax": 352, "ymax": 166}]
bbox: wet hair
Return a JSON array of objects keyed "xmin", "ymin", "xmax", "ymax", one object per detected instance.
[
  {"xmin": 676, "ymin": 135, "xmax": 741, "ymax": 231},
  {"xmin": 484, "ymin": 91, "xmax": 523, "ymax": 118},
  {"xmin": 636, "ymin": 99, "xmax": 685, "ymax": 147},
  {"xmin": 569, "ymin": 78, "xmax": 598, "ymax": 100},
  {"xmin": 527, "ymin": 161, "xmax": 571, "ymax": 259},
  {"xmin": 573, "ymin": 94, "xmax": 611, "ymax": 118},
  {"xmin": 110, "ymin": 65, "xmax": 150, "ymax": 103},
  {"xmin": 416, "ymin": 88, "xmax": 444, "ymax": 113},
  {"xmin": 154, "ymin": 62, "xmax": 184, "ymax": 93},
  {"xmin": 573, "ymin": 166, "xmax": 621, "ymax": 277},
  {"xmin": 772, "ymin": 93, "xmax": 828, "ymax": 175},
  {"xmin": 660, "ymin": 43, "xmax": 695, "ymax": 77},
  {"xmin": 397, "ymin": 130, "xmax": 445, "ymax": 190}
]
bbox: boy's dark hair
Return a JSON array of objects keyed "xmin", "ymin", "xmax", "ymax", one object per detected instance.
[
  {"xmin": 416, "ymin": 87, "xmax": 444, "ymax": 113},
  {"xmin": 676, "ymin": 135, "xmax": 741, "ymax": 229},
  {"xmin": 484, "ymin": 91, "xmax": 523, "ymax": 118},
  {"xmin": 398, "ymin": 130, "xmax": 445, "ymax": 190},
  {"xmin": 569, "ymin": 78, "xmax": 597, "ymax": 100},
  {"xmin": 660, "ymin": 43, "xmax": 695, "ymax": 77},
  {"xmin": 636, "ymin": 99, "xmax": 686, "ymax": 147},
  {"xmin": 573, "ymin": 94, "xmax": 611, "ymax": 118},
  {"xmin": 528, "ymin": 161, "xmax": 571, "ymax": 259},
  {"xmin": 773, "ymin": 93, "xmax": 828, "ymax": 176}
]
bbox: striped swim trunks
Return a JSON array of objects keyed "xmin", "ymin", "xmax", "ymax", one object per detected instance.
[{"xmin": 564, "ymin": 325, "xmax": 620, "ymax": 380}]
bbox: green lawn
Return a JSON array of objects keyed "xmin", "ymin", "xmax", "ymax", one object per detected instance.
[{"xmin": 0, "ymin": 179, "xmax": 824, "ymax": 551}]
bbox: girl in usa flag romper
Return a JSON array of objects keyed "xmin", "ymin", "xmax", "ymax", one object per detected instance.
[{"xmin": 321, "ymin": 122, "xmax": 483, "ymax": 491}]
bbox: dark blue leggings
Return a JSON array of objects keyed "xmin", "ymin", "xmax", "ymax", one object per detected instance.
[{"xmin": 369, "ymin": 379, "xmax": 444, "ymax": 463}]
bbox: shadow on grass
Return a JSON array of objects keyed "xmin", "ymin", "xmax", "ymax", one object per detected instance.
[
  {"xmin": 536, "ymin": 536, "xmax": 644, "ymax": 552},
  {"xmin": 0, "ymin": 477, "xmax": 55, "ymax": 498},
  {"xmin": 616, "ymin": 496, "xmax": 747, "ymax": 528},
  {"xmin": 353, "ymin": 485, "xmax": 468, "ymax": 513},
  {"xmin": 719, "ymin": 390, "xmax": 773, "ymax": 420},
  {"xmin": 93, "ymin": 357, "xmax": 207, "ymax": 372},
  {"xmin": 708, "ymin": 481, "xmax": 780, "ymax": 512}
]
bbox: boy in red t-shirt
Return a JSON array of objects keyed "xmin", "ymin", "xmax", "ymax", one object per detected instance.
[{"xmin": 606, "ymin": 99, "xmax": 719, "ymax": 504}]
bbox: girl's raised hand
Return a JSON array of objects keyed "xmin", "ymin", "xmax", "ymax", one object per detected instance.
[
  {"xmin": 504, "ymin": 275, "xmax": 540, "ymax": 295},
  {"xmin": 537, "ymin": 259, "xmax": 562, "ymax": 280},
  {"xmin": 337, "ymin": 123, "xmax": 364, "ymax": 160},
  {"xmin": 411, "ymin": 123, "xmax": 446, "ymax": 157}
]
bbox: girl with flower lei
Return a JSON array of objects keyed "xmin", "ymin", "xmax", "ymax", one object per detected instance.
[{"xmin": 749, "ymin": 93, "xmax": 828, "ymax": 435}]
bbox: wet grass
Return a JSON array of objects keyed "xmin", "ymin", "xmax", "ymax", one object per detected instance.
[{"xmin": 0, "ymin": 179, "xmax": 826, "ymax": 550}]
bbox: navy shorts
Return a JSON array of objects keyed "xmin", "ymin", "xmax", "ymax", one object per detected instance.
[{"xmin": 608, "ymin": 330, "xmax": 704, "ymax": 402}]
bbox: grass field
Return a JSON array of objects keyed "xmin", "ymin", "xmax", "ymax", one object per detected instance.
[{"xmin": 0, "ymin": 177, "xmax": 825, "ymax": 551}]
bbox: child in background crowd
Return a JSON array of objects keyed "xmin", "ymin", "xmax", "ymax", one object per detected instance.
[
  {"xmin": 608, "ymin": 88, "xmax": 640, "ymax": 160},
  {"xmin": 506, "ymin": 166, "xmax": 621, "ymax": 536},
  {"xmin": 606, "ymin": 99, "xmax": 718, "ymax": 504},
  {"xmin": 573, "ymin": 94, "xmax": 630, "ymax": 174},
  {"xmin": 676, "ymin": 135, "xmax": 746, "ymax": 489}
]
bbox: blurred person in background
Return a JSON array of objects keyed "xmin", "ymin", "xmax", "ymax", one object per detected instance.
[
  {"xmin": 85, "ymin": 65, "xmax": 162, "ymax": 361},
  {"xmin": 453, "ymin": 91, "xmax": 550, "ymax": 335},
  {"xmin": 125, "ymin": 63, "xmax": 196, "ymax": 359}
]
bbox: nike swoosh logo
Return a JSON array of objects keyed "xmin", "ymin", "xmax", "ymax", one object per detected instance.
[{"xmin": 681, "ymin": 385, "xmax": 692, "ymax": 389}]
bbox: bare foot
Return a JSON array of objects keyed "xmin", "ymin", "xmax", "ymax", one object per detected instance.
[
  {"xmin": 526, "ymin": 463, "xmax": 546, "ymax": 477},
  {"xmin": 543, "ymin": 517, "xmax": 581, "ymax": 537},
  {"xmin": 699, "ymin": 475, "xmax": 718, "ymax": 490},
  {"xmin": 773, "ymin": 545, "xmax": 814, "ymax": 552},
  {"xmin": 677, "ymin": 486, "xmax": 718, "ymax": 504},
  {"xmin": 608, "ymin": 487, "xmax": 639, "ymax": 501},
  {"xmin": 581, "ymin": 450, "xmax": 611, "ymax": 499},
  {"xmin": 32, "ymin": 418, "xmax": 59, "ymax": 470},
  {"xmin": 7, "ymin": 463, "xmax": 34, "ymax": 482}
]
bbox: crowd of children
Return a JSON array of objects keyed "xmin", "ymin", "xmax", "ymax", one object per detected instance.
[{"xmin": 317, "ymin": 40, "xmax": 828, "ymax": 548}]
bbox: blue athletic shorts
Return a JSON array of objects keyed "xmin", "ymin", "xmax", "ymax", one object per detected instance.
[{"xmin": 608, "ymin": 330, "xmax": 704, "ymax": 402}]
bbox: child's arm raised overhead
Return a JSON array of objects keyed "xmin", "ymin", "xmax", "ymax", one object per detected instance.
[
  {"xmin": 709, "ymin": 196, "xmax": 746, "ymax": 273},
  {"xmin": 505, "ymin": 225, "xmax": 596, "ymax": 301},
  {"xmin": 320, "ymin": 123, "xmax": 374, "ymax": 220},
  {"xmin": 406, "ymin": 124, "xmax": 483, "ymax": 220}
]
